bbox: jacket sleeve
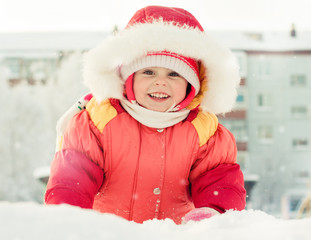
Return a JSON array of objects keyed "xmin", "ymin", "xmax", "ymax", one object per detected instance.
[
  {"xmin": 45, "ymin": 111, "xmax": 104, "ymax": 208},
  {"xmin": 191, "ymin": 164, "xmax": 246, "ymax": 213},
  {"xmin": 190, "ymin": 124, "xmax": 246, "ymax": 213}
]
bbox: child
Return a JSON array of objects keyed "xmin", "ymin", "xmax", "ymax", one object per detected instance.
[{"xmin": 45, "ymin": 5, "xmax": 246, "ymax": 224}]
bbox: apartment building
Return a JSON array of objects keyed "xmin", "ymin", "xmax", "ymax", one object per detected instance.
[{"xmin": 218, "ymin": 30, "xmax": 311, "ymax": 217}]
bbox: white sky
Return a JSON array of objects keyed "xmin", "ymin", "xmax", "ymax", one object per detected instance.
[{"xmin": 0, "ymin": 0, "xmax": 310, "ymax": 33}]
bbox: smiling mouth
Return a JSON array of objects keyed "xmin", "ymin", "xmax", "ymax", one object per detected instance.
[{"xmin": 148, "ymin": 93, "xmax": 170, "ymax": 99}]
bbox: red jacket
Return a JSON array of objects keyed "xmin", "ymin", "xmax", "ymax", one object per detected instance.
[{"xmin": 45, "ymin": 98, "xmax": 246, "ymax": 224}]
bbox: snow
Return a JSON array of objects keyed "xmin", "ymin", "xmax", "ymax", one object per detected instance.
[{"xmin": 1, "ymin": 202, "xmax": 310, "ymax": 240}]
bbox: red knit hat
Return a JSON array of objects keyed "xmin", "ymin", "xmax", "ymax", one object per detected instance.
[{"xmin": 125, "ymin": 5, "xmax": 204, "ymax": 31}]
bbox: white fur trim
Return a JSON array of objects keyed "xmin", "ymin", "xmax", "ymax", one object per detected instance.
[
  {"xmin": 83, "ymin": 20, "xmax": 240, "ymax": 114},
  {"xmin": 55, "ymin": 95, "xmax": 90, "ymax": 151}
]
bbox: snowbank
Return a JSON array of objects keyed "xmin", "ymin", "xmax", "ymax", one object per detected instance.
[{"xmin": 1, "ymin": 202, "xmax": 310, "ymax": 240}]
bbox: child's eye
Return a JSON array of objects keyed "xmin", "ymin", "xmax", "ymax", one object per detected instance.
[
  {"xmin": 169, "ymin": 71, "xmax": 180, "ymax": 77},
  {"xmin": 143, "ymin": 70, "xmax": 154, "ymax": 75}
]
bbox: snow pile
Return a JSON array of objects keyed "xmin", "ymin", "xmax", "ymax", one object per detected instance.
[{"xmin": 1, "ymin": 202, "xmax": 310, "ymax": 240}]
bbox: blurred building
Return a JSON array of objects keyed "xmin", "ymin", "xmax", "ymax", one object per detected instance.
[
  {"xmin": 216, "ymin": 30, "xmax": 311, "ymax": 217},
  {"xmin": 1, "ymin": 30, "xmax": 311, "ymax": 217},
  {"xmin": 0, "ymin": 32, "xmax": 108, "ymax": 87}
]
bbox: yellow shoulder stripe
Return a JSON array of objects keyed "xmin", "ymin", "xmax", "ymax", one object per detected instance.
[
  {"xmin": 86, "ymin": 98, "xmax": 118, "ymax": 133},
  {"xmin": 56, "ymin": 135, "xmax": 64, "ymax": 152},
  {"xmin": 191, "ymin": 110, "xmax": 218, "ymax": 146}
]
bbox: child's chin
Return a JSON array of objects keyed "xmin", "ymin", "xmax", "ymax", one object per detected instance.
[
  {"xmin": 150, "ymin": 107, "xmax": 167, "ymax": 112},
  {"xmin": 147, "ymin": 105, "xmax": 168, "ymax": 112},
  {"xmin": 140, "ymin": 100, "xmax": 171, "ymax": 112}
]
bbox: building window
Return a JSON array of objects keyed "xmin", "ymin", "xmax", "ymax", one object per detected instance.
[
  {"xmin": 237, "ymin": 94, "xmax": 244, "ymax": 103},
  {"xmin": 6, "ymin": 58, "xmax": 22, "ymax": 78},
  {"xmin": 257, "ymin": 125, "xmax": 273, "ymax": 142},
  {"xmin": 225, "ymin": 121, "xmax": 248, "ymax": 142},
  {"xmin": 233, "ymin": 125, "xmax": 248, "ymax": 142},
  {"xmin": 235, "ymin": 94, "xmax": 246, "ymax": 109},
  {"xmin": 234, "ymin": 88, "xmax": 247, "ymax": 110},
  {"xmin": 292, "ymin": 138, "xmax": 309, "ymax": 149},
  {"xmin": 257, "ymin": 93, "xmax": 272, "ymax": 110},
  {"xmin": 234, "ymin": 51, "xmax": 247, "ymax": 78},
  {"xmin": 30, "ymin": 60, "xmax": 49, "ymax": 84},
  {"xmin": 293, "ymin": 171, "xmax": 310, "ymax": 179},
  {"xmin": 237, "ymin": 152, "xmax": 248, "ymax": 170},
  {"xmin": 290, "ymin": 75, "xmax": 307, "ymax": 86},
  {"xmin": 291, "ymin": 106, "xmax": 307, "ymax": 118}
]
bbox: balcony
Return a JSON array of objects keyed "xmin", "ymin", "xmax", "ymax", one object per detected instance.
[
  {"xmin": 237, "ymin": 141, "xmax": 248, "ymax": 151},
  {"xmin": 218, "ymin": 110, "xmax": 247, "ymax": 120}
]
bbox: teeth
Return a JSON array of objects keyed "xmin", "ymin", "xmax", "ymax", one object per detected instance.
[{"xmin": 149, "ymin": 93, "xmax": 169, "ymax": 99}]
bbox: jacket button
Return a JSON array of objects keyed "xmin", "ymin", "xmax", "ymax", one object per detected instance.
[
  {"xmin": 157, "ymin": 129, "xmax": 164, "ymax": 133},
  {"xmin": 153, "ymin": 188, "xmax": 161, "ymax": 195}
]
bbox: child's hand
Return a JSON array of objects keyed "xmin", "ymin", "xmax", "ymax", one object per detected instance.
[{"xmin": 182, "ymin": 207, "xmax": 220, "ymax": 223}]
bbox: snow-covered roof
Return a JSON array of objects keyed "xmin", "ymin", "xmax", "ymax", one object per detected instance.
[
  {"xmin": 210, "ymin": 31, "xmax": 311, "ymax": 52},
  {"xmin": 0, "ymin": 31, "xmax": 109, "ymax": 51},
  {"xmin": 0, "ymin": 30, "xmax": 311, "ymax": 53}
]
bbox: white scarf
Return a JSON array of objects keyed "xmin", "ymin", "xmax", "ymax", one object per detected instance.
[{"xmin": 120, "ymin": 99, "xmax": 190, "ymax": 129}]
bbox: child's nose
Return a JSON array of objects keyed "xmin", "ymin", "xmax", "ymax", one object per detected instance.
[{"xmin": 154, "ymin": 76, "xmax": 168, "ymax": 86}]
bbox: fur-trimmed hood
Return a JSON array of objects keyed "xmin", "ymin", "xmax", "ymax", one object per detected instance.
[{"xmin": 83, "ymin": 6, "xmax": 240, "ymax": 114}]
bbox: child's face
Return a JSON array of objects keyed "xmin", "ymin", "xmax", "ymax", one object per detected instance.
[{"xmin": 133, "ymin": 67, "xmax": 188, "ymax": 112}]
